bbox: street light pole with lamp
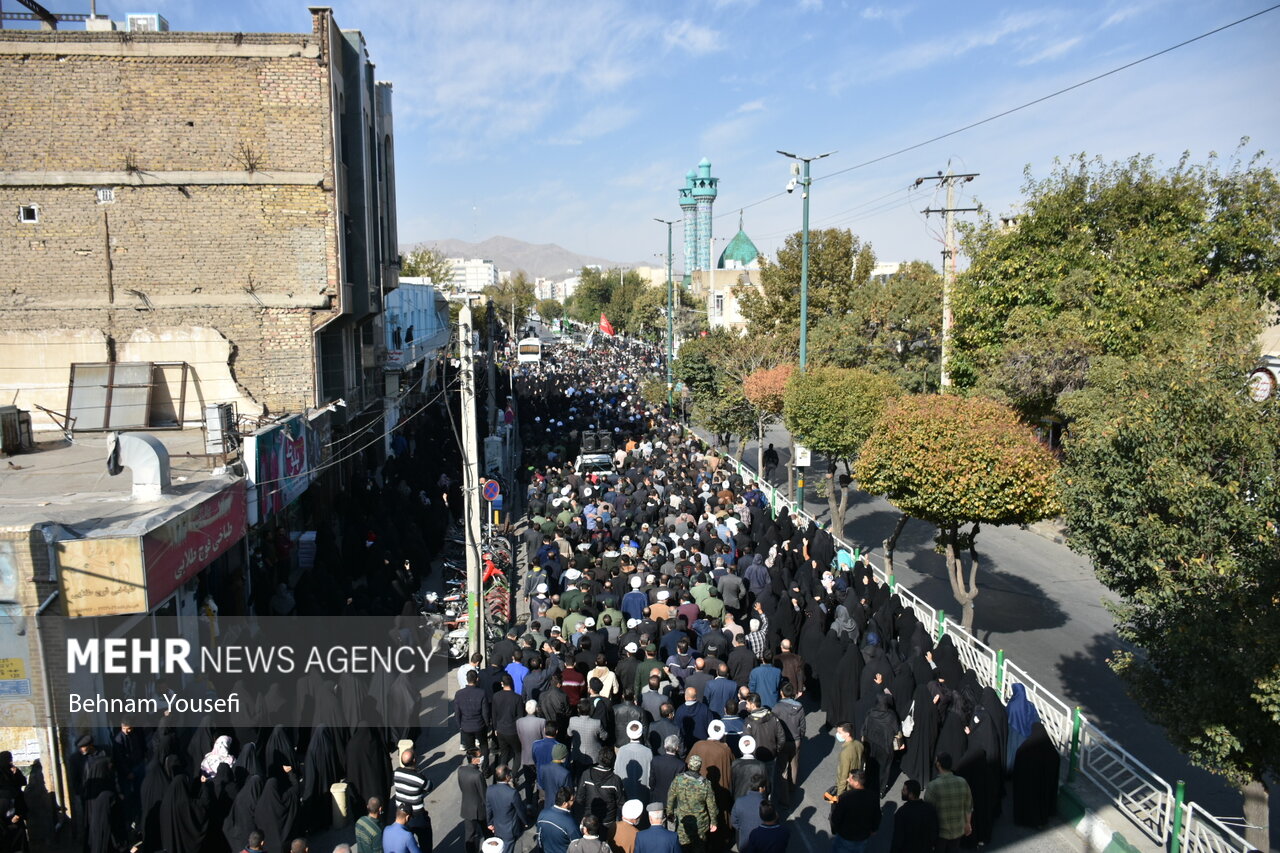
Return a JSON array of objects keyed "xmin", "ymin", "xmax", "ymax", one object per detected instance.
[
  {"xmin": 777, "ymin": 149, "xmax": 834, "ymax": 508},
  {"xmin": 654, "ymin": 218, "xmax": 677, "ymax": 412}
]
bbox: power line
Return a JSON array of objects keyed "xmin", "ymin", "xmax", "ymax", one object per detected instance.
[
  {"xmin": 702, "ymin": 4, "xmax": 1278, "ymax": 228},
  {"xmin": 815, "ymin": 3, "xmax": 1280, "ymax": 183}
]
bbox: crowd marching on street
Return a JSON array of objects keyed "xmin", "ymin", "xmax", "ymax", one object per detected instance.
[{"xmin": 0, "ymin": 331, "xmax": 1065, "ymax": 853}]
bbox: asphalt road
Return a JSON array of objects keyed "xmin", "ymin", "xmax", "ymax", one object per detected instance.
[{"xmin": 714, "ymin": 420, "xmax": 1269, "ymax": 844}]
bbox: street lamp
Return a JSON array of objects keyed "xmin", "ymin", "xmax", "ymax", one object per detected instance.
[
  {"xmin": 654, "ymin": 218, "xmax": 677, "ymax": 412},
  {"xmin": 777, "ymin": 149, "xmax": 834, "ymax": 509}
]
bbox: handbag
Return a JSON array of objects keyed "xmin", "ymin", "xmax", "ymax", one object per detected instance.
[{"xmin": 901, "ymin": 702, "xmax": 916, "ymax": 738}]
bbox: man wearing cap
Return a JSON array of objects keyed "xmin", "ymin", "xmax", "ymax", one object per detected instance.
[
  {"xmin": 616, "ymin": 721, "xmax": 653, "ymax": 802},
  {"xmin": 613, "ymin": 799, "xmax": 645, "ymax": 853},
  {"xmin": 649, "ymin": 589, "xmax": 673, "ymax": 622},
  {"xmin": 516, "ymin": 702, "xmax": 546, "ymax": 807},
  {"xmin": 632, "ymin": 804, "xmax": 680, "ymax": 853},
  {"xmin": 538, "ymin": 744, "xmax": 573, "ymax": 806},
  {"xmin": 665, "ymin": 754, "xmax": 717, "ymax": 853}
]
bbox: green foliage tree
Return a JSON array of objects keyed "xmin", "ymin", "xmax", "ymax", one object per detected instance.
[
  {"xmin": 627, "ymin": 285, "xmax": 668, "ymax": 346},
  {"xmin": 808, "ymin": 260, "xmax": 943, "ymax": 393},
  {"xmin": 484, "ymin": 270, "xmax": 536, "ymax": 333},
  {"xmin": 570, "ymin": 267, "xmax": 614, "ymax": 325},
  {"xmin": 736, "ymin": 228, "xmax": 877, "ymax": 337},
  {"xmin": 782, "ymin": 367, "xmax": 902, "ymax": 532},
  {"xmin": 856, "ymin": 395, "xmax": 1060, "ymax": 630},
  {"xmin": 953, "ymin": 147, "xmax": 1280, "ymax": 418},
  {"xmin": 536, "ymin": 298, "xmax": 564, "ymax": 322},
  {"xmin": 1058, "ymin": 304, "xmax": 1279, "ymax": 843},
  {"xmin": 400, "ymin": 245, "xmax": 454, "ymax": 284}
]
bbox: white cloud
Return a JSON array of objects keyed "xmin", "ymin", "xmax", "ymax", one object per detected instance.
[
  {"xmin": 737, "ymin": 99, "xmax": 766, "ymax": 113},
  {"xmin": 1102, "ymin": 1, "xmax": 1160, "ymax": 28},
  {"xmin": 548, "ymin": 104, "xmax": 643, "ymax": 146},
  {"xmin": 861, "ymin": 5, "xmax": 912, "ymax": 25},
  {"xmin": 664, "ymin": 20, "xmax": 725, "ymax": 55},
  {"xmin": 1019, "ymin": 36, "xmax": 1083, "ymax": 65},
  {"xmin": 797, "ymin": 0, "xmax": 823, "ymax": 10}
]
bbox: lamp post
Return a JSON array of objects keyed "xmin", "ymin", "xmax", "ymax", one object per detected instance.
[
  {"xmin": 777, "ymin": 149, "xmax": 834, "ymax": 508},
  {"xmin": 655, "ymin": 218, "xmax": 676, "ymax": 412}
]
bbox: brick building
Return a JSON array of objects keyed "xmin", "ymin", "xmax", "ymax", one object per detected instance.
[
  {"xmin": 0, "ymin": 5, "xmax": 397, "ymax": 425},
  {"xmin": 0, "ymin": 7, "xmax": 402, "ymax": 809}
]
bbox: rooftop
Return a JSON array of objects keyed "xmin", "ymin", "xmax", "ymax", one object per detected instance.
[{"xmin": 0, "ymin": 429, "xmax": 236, "ymax": 533}]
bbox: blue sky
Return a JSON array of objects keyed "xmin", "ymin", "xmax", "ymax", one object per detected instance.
[{"xmin": 62, "ymin": 1, "xmax": 1280, "ymax": 273}]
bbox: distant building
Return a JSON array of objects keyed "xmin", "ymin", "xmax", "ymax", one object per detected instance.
[
  {"xmin": 693, "ymin": 215, "xmax": 762, "ymax": 334},
  {"xmin": 449, "ymin": 258, "xmax": 500, "ymax": 293}
]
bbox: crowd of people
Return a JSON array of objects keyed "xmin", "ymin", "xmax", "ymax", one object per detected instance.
[
  {"xmin": 0, "ymin": 333, "xmax": 1064, "ymax": 853},
  {"xmin": 452, "ymin": 334, "xmax": 1063, "ymax": 853}
]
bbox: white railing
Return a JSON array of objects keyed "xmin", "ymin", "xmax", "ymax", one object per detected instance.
[
  {"xmin": 1181, "ymin": 801, "xmax": 1253, "ymax": 853},
  {"xmin": 1077, "ymin": 720, "xmax": 1174, "ymax": 843},
  {"xmin": 693, "ymin": 434, "xmax": 1255, "ymax": 853}
]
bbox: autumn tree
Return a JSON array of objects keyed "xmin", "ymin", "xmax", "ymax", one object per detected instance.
[
  {"xmin": 1059, "ymin": 302, "xmax": 1280, "ymax": 846},
  {"xmin": 782, "ymin": 367, "xmax": 902, "ymax": 533},
  {"xmin": 744, "ymin": 364, "xmax": 793, "ymax": 474},
  {"xmin": 953, "ymin": 147, "xmax": 1280, "ymax": 419},
  {"xmin": 856, "ymin": 395, "xmax": 1060, "ymax": 630},
  {"xmin": 484, "ymin": 270, "xmax": 536, "ymax": 333},
  {"xmin": 400, "ymin": 245, "xmax": 454, "ymax": 284}
]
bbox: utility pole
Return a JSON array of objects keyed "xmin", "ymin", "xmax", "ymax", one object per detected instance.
[
  {"xmin": 458, "ymin": 302, "xmax": 484, "ymax": 660},
  {"xmin": 486, "ymin": 297, "xmax": 498, "ymax": 431},
  {"xmin": 917, "ymin": 169, "xmax": 979, "ymax": 390},
  {"xmin": 654, "ymin": 218, "xmax": 676, "ymax": 411},
  {"xmin": 778, "ymin": 149, "xmax": 834, "ymax": 507}
]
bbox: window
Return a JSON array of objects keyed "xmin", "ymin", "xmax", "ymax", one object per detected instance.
[
  {"xmin": 96, "ymin": 187, "xmax": 115, "ymax": 204},
  {"xmin": 18, "ymin": 205, "xmax": 38, "ymax": 224},
  {"xmin": 712, "ymin": 294, "xmax": 724, "ymax": 318}
]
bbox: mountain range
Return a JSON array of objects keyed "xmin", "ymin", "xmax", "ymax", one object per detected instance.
[{"xmin": 404, "ymin": 236, "xmax": 642, "ymax": 280}]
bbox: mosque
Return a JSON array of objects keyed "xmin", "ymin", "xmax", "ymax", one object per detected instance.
[{"xmin": 678, "ymin": 158, "xmax": 762, "ymax": 332}]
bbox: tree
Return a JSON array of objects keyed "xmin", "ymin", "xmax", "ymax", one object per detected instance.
[
  {"xmin": 537, "ymin": 298, "xmax": 564, "ymax": 322},
  {"xmin": 807, "ymin": 260, "xmax": 943, "ymax": 393},
  {"xmin": 627, "ymin": 285, "xmax": 668, "ymax": 346},
  {"xmin": 736, "ymin": 228, "xmax": 876, "ymax": 337},
  {"xmin": 952, "ymin": 147, "xmax": 1280, "ymax": 418},
  {"xmin": 855, "ymin": 395, "xmax": 1060, "ymax": 630},
  {"xmin": 484, "ymin": 270, "xmax": 536, "ymax": 333},
  {"xmin": 782, "ymin": 367, "xmax": 902, "ymax": 533},
  {"xmin": 1059, "ymin": 303, "xmax": 1279, "ymax": 846},
  {"xmin": 744, "ymin": 364, "xmax": 793, "ymax": 475},
  {"xmin": 401, "ymin": 245, "xmax": 454, "ymax": 284},
  {"xmin": 570, "ymin": 267, "xmax": 613, "ymax": 325}
]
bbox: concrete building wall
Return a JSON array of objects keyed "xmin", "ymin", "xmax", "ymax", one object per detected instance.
[{"xmin": 0, "ymin": 24, "xmax": 341, "ymax": 426}]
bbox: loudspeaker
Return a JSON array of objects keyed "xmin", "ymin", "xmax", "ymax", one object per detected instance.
[{"xmin": 581, "ymin": 433, "xmax": 599, "ymax": 452}]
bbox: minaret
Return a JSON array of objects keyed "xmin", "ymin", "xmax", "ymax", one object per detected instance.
[
  {"xmin": 679, "ymin": 170, "xmax": 697, "ymax": 279},
  {"xmin": 692, "ymin": 157, "xmax": 718, "ymax": 271}
]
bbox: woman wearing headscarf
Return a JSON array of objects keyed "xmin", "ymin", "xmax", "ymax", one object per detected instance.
[
  {"xmin": 262, "ymin": 727, "xmax": 295, "ymax": 780},
  {"xmin": 158, "ymin": 765, "xmax": 210, "ymax": 853},
  {"xmin": 344, "ymin": 720, "xmax": 392, "ymax": 813},
  {"xmin": 206, "ymin": 765, "xmax": 239, "ymax": 853},
  {"xmin": 252, "ymin": 774, "xmax": 299, "ymax": 853},
  {"xmin": 828, "ymin": 641, "xmax": 864, "ymax": 728},
  {"xmin": 185, "ymin": 717, "xmax": 215, "ymax": 781},
  {"xmin": 299, "ymin": 725, "xmax": 344, "ymax": 830},
  {"xmin": 200, "ymin": 736, "xmax": 235, "ymax": 778},
  {"xmin": 934, "ymin": 691, "xmax": 968, "ymax": 771},
  {"xmin": 0, "ymin": 751, "xmax": 29, "ymax": 853},
  {"xmin": 901, "ymin": 681, "xmax": 942, "ymax": 785},
  {"xmin": 955, "ymin": 737, "xmax": 995, "ymax": 848},
  {"xmin": 861, "ymin": 694, "xmax": 900, "ymax": 797},
  {"xmin": 1005, "ymin": 683, "xmax": 1041, "ymax": 770},
  {"xmin": 978, "ymin": 686, "xmax": 1010, "ymax": 809},
  {"xmin": 1012, "ymin": 722, "xmax": 1060, "ymax": 827},
  {"xmin": 236, "ymin": 743, "xmax": 264, "ymax": 781},
  {"xmin": 138, "ymin": 754, "xmax": 179, "ymax": 853},
  {"xmin": 829, "ymin": 605, "xmax": 858, "ymax": 643}
]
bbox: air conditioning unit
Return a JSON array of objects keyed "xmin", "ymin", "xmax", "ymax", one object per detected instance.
[
  {"xmin": 126, "ymin": 13, "xmax": 169, "ymax": 32},
  {"xmin": 0, "ymin": 406, "xmax": 33, "ymax": 455},
  {"xmin": 203, "ymin": 403, "xmax": 238, "ymax": 455}
]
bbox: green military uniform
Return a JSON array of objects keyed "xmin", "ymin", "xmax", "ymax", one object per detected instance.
[
  {"xmin": 561, "ymin": 587, "xmax": 585, "ymax": 613},
  {"xmin": 666, "ymin": 759, "xmax": 717, "ymax": 851},
  {"xmin": 700, "ymin": 594, "xmax": 725, "ymax": 620}
]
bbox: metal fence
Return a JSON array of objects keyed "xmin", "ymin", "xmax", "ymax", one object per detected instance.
[{"xmin": 705, "ymin": 444, "xmax": 1254, "ymax": 853}]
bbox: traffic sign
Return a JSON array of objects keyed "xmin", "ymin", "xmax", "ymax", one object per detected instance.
[{"xmin": 482, "ymin": 479, "xmax": 501, "ymax": 501}]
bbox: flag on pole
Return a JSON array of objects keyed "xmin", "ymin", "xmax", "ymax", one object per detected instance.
[{"xmin": 599, "ymin": 313, "xmax": 615, "ymax": 336}]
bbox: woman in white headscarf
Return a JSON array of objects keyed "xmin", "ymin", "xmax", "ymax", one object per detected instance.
[{"xmin": 200, "ymin": 735, "xmax": 236, "ymax": 777}]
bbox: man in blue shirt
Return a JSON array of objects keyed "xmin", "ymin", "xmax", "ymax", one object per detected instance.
[
  {"xmin": 748, "ymin": 650, "xmax": 782, "ymax": 708},
  {"xmin": 535, "ymin": 788, "xmax": 580, "ymax": 853},
  {"xmin": 382, "ymin": 809, "xmax": 422, "ymax": 853},
  {"xmin": 537, "ymin": 743, "xmax": 572, "ymax": 806},
  {"xmin": 633, "ymin": 803, "xmax": 681, "ymax": 853},
  {"xmin": 505, "ymin": 652, "xmax": 530, "ymax": 696}
]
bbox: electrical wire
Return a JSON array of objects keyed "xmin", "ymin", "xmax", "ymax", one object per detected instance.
[{"xmin": 701, "ymin": 4, "xmax": 1279, "ymax": 226}]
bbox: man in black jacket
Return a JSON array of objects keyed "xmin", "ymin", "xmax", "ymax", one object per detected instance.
[
  {"xmin": 831, "ymin": 770, "xmax": 881, "ymax": 851},
  {"xmin": 492, "ymin": 674, "xmax": 523, "ymax": 777},
  {"xmin": 890, "ymin": 779, "xmax": 939, "ymax": 853},
  {"xmin": 457, "ymin": 749, "xmax": 488, "ymax": 853},
  {"xmin": 456, "ymin": 669, "xmax": 492, "ymax": 765}
]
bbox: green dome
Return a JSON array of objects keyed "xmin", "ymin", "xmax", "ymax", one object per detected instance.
[{"xmin": 718, "ymin": 217, "xmax": 760, "ymax": 269}]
